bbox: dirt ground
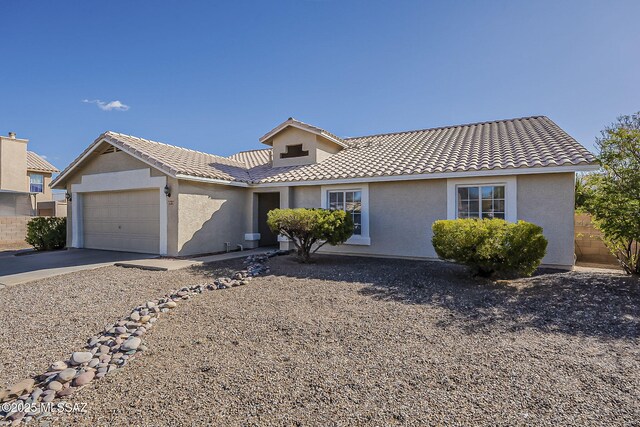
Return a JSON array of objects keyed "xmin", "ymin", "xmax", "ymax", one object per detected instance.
[{"xmin": 2, "ymin": 255, "xmax": 638, "ymax": 426}]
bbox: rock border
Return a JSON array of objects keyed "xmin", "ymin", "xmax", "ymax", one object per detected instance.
[{"xmin": 0, "ymin": 251, "xmax": 285, "ymax": 425}]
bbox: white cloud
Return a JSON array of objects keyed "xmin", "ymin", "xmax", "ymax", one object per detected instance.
[{"xmin": 82, "ymin": 99, "xmax": 130, "ymax": 111}]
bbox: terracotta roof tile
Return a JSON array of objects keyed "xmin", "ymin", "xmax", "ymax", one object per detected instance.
[
  {"xmin": 249, "ymin": 116, "xmax": 595, "ymax": 184},
  {"xmin": 52, "ymin": 116, "xmax": 596, "ymax": 188},
  {"xmin": 27, "ymin": 151, "xmax": 59, "ymax": 173},
  {"xmin": 228, "ymin": 148, "xmax": 272, "ymax": 168}
]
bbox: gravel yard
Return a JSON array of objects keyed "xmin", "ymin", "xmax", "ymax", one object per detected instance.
[
  {"xmin": 2, "ymin": 254, "xmax": 639, "ymax": 426},
  {"xmin": 0, "ymin": 261, "xmax": 242, "ymax": 388}
]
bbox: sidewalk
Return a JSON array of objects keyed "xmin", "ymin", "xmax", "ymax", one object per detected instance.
[{"xmin": 113, "ymin": 247, "xmax": 274, "ymax": 271}]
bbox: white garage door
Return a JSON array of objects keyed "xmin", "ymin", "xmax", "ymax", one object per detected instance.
[{"xmin": 83, "ymin": 189, "xmax": 160, "ymax": 254}]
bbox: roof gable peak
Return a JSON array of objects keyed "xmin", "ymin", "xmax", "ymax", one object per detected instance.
[{"xmin": 259, "ymin": 117, "xmax": 348, "ymax": 148}]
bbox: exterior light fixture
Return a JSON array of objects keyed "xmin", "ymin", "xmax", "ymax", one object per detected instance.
[
  {"xmin": 65, "ymin": 192, "xmax": 72, "ymax": 202},
  {"xmin": 164, "ymin": 185, "xmax": 171, "ymax": 198}
]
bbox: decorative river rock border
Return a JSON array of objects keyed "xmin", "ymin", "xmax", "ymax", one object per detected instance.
[{"xmin": 0, "ymin": 251, "xmax": 284, "ymax": 425}]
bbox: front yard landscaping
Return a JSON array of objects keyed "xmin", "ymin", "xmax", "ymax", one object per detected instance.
[{"xmin": 1, "ymin": 254, "xmax": 638, "ymax": 425}]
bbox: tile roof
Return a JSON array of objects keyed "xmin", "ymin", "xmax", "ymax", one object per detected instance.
[
  {"xmin": 52, "ymin": 116, "xmax": 596, "ymax": 188},
  {"xmin": 228, "ymin": 148, "xmax": 272, "ymax": 169},
  {"xmin": 27, "ymin": 151, "xmax": 59, "ymax": 173},
  {"xmin": 52, "ymin": 132, "xmax": 251, "ymax": 186},
  {"xmin": 245, "ymin": 116, "xmax": 596, "ymax": 183}
]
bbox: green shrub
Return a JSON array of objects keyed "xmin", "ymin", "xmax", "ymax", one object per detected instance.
[
  {"xmin": 267, "ymin": 208, "xmax": 353, "ymax": 262},
  {"xmin": 26, "ymin": 217, "xmax": 67, "ymax": 251},
  {"xmin": 432, "ymin": 218, "xmax": 547, "ymax": 278}
]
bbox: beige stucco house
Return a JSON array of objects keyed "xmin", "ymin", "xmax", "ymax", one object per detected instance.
[
  {"xmin": 0, "ymin": 132, "xmax": 63, "ymax": 216},
  {"xmin": 51, "ymin": 116, "xmax": 597, "ymax": 269}
]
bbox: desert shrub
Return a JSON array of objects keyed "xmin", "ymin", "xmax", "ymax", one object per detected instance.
[
  {"xmin": 26, "ymin": 217, "xmax": 67, "ymax": 251},
  {"xmin": 582, "ymin": 112, "xmax": 640, "ymax": 275},
  {"xmin": 432, "ymin": 218, "xmax": 547, "ymax": 278},
  {"xmin": 267, "ymin": 208, "xmax": 353, "ymax": 262}
]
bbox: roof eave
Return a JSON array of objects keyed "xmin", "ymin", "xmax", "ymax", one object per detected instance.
[
  {"xmin": 175, "ymin": 174, "xmax": 250, "ymax": 187},
  {"xmin": 28, "ymin": 168, "xmax": 60, "ymax": 174},
  {"xmin": 250, "ymin": 163, "xmax": 600, "ymax": 187}
]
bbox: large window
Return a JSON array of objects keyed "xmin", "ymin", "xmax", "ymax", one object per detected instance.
[
  {"xmin": 29, "ymin": 174, "xmax": 44, "ymax": 193},
  {"xmin": 328, "ymin": 190, "xmax": 362, "ymax": 235},
  {"xmin": 457, "ymin": 185, "xmax": 505, "ymax": 219}
]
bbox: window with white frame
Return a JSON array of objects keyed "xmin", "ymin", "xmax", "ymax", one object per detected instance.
[
  {"xmin": 457, "ymin": 185, "xmax": 505, "ymax": 219},
  {"xmin": 29, "ymin": 174, "xmax": 44, "ymax": 193},
  {"xmin": 328, "ymin": 190, "xmax": 362, "ymax": 235}
]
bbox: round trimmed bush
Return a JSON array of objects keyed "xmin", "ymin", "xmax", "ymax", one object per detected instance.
[{"xmin": 432, "ymin": 218, "xmax": 547, "ymax": 278}]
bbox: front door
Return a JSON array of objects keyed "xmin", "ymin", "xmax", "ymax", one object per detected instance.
[{"xmin": 257, "ymin": 192, "xmax": 280, "ymax": 246}]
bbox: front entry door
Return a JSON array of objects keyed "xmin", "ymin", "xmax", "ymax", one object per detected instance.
[{"xmin": 257, "ymin": 192, "xmax": 280, "ymax": 246}]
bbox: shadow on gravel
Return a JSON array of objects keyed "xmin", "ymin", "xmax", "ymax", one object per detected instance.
[
  {"xmin": 187, "ymin": 258, "xmax": 246, "ymax": 279},
  {"xmin": 265, "ymin": 254, "xmax": 640, "ymax": 340}
]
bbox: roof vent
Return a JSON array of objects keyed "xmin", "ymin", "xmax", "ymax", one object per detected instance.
[
  {"xmin": 100, "ymin": 146, "xmax": 121, "ymax": 155},
  {"xmin": 8, "ymin": 132, "xmax": 16, "ymax": 139}
]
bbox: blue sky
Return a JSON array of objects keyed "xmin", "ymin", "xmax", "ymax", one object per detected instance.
[{"xmin": 1, "ymin": 0, "xmax": 638, "ymax": 171}]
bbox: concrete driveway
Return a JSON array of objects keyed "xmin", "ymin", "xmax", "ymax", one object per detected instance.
[{"xmin": 0, "ymin": 249, "xmax": 155, "ymax": 287}]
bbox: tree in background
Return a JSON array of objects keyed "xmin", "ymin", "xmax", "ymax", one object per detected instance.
[
  {"xmin": 584, "ymin": 112, "xmax": 640, "ymax": 275},
  {"xmin": 574, "ymin": 173, "xmax": 590, "ymax": 211},
  {"xmin": 267, "ymin": 208, "xmax": 354, "ymax": 263}
]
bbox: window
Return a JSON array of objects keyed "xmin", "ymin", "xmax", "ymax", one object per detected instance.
[
  {"xmin": 328, "ymin": 190, "xmax": 362, "ymax": 235},
  {"xmin": 30, "ymin": 174, "xmax": 44, "ymax": 193},
  {"xmin": 457, "ymin": 185, "xmax": 505, "ymax": 219},
  {"xmin": 280, "ymin": 144, "xmax": 309, "ymax": 159}
]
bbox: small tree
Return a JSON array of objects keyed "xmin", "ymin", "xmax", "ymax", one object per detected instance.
[
  {"xmin": 267, "ymin": 208, "xmax": 354, "ymax": 262},
  {"xmin": 583, "ymin": 112, "xmax": 640, "ymax": 275},
  {"xmin": 26, "ymin": 217, "xmax": 67, "ymax": 251}
]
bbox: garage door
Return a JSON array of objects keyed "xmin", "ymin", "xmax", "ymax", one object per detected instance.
[{"xmin": 83, "ymin": 189, "xmax": 160, "ymax": 254}]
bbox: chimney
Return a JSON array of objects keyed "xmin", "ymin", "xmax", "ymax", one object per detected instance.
[{"xmin": 8, "ymin": 132, "xmax": 16, "ymax": 139}]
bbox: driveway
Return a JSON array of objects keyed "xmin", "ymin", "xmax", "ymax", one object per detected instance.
[{"xmin": 0, "ymin": 248, "xmax": 155, "ymax": 287}]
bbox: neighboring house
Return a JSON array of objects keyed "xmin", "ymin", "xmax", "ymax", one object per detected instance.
[
  {"xmin": 51, "ymin": 116, "xmax": 597, "ymax": 269},
  {"xmin": 0, "ymin": 132, "xmax": 64, "ymax": 217}
]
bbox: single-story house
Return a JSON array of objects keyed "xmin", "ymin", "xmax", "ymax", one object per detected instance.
[{"xmin": 51, "ymin": 116, "xmax": 597, "ymax": 269}]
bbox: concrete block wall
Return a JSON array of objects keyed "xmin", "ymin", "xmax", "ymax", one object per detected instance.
[
  {"xmin": 0, "ymin": 216, "xmax": 30, "ymax": 244},
  {"xmin": 575, "ymin": 213, "xmax": 618, "ymax": 265}
]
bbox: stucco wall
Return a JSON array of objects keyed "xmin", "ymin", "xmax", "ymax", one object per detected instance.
[
  {"xmin": 270, "ymin": 127, "xmax": 341, "ymax": 168},
  {"xmin": 292, "ymin": 185, "xmax": 321, "ymax": 208},
  {"xmin": 291, "ymin": 180, "xmax": 448, "ymax": 258},
  {"xmin": 177, "ymin": 181, "xmax": 248, "ymax": 256},
  {"xmin": 314, "ymin": 136, "xmax": 341, "ymax": 163},
  {"xmin": 64, "ymin": 146, "xmax": 163, "ymax": 186},
  {"xmin": 0, "ymin": 136, "xmax": 28, "ymax": 192},
  {"xmin": 289, "ymin": 174, "xmax": 575, "ymax": 266},
  {"xmin": 0, "ymin": 193, "xmax": 32, "ymax": 216},
  {"xmin": 517, "ymin": 173, "xmax": 575, "ymax": 267}
]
